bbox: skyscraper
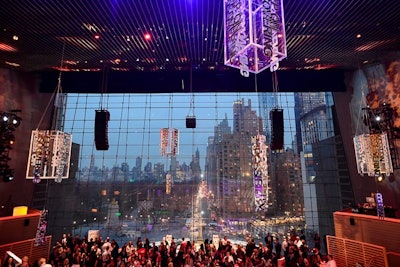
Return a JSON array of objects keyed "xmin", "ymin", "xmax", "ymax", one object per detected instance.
[{"xmin": 213, "ymin": 99, "xmax": 263, "ymax": 216}]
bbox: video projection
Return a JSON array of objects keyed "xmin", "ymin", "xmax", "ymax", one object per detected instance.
[{"xmin": 57, "ymin": 91, "xmax": 336, "ymax": 246}]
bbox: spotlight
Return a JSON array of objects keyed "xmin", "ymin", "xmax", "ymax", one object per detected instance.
[
  {"xmin": 0, "ymin": 112, "xmax": 21, "ymax": 129},
  {"xmin": 11, "ymin": 115, "xmax": 21, "ymax": 128},
  {"xmin": 2, "ymin": 114, "xmax": 8, "ymax": 122},
  {"xmin": 376, "ymin": 174, "xmax": 385, "ymax": 183},
  {"xmin": 375, "ymin": 115, "xmax": 381, "ymax": 122},
  {"xmin": 1, "ymin": 169, "xmax": 14, "ymax": 182}
]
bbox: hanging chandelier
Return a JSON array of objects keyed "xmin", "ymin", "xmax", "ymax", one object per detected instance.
[
  {"xmin": 353, "ymin": 133, "xmax": 393, "ymax": 177},
  {"xmin": 251, "ymin": 134, "xmax": 269, "ymax": 211},
  {"xmin": 224, "ymin": 0, "xmax": 287, "ymax": 75},
  {"xmin": 160, "ymin": 128, "xmax": 179, "ymax": 156},
  {"xmin": 166, "ymin": 173, "xmax": 172, "ymax": 194},
  {"xmin": 26, "ymin": 130, "xmax": 72, "ymax": 183}
]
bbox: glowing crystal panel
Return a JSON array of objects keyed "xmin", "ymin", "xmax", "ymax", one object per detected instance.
[
  {"xmin": 26, "ymin": 130, "xmax": 72, "ymax": 180},
  {"xmin": 160, "ymin": 128, "xmax": 179, "ymax": 156},
  {"xmin": 251, "ymin": 134, "xmax": 269, "ymax": 211},
  {"xmin": 224, "ymin": 0, "xmax": 287, "ymax": 74},
  {"xmin": 166, "ymin": 173, "xmax": 172, "ymax": 194},
  {"xmin": 353, "ymin": 133, "xmax": 393, "ymax": 177}
]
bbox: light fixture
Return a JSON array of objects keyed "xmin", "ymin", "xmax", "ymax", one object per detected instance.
[
  {"xmin": 376, "ymin": 174, "xmax": 385, "ymax": 183},
  {"xmin": 144, "ymin": 33, "xmax": 151, "ymax": 40},
  {"xmin": 353, "ymin": 133, "xmax": 393, "ymax": 177},
  {"xmin": 1, "ymin": 168, "xmax": 14, "ymax": 182},
  {"xmin": 160, "ymin": 128, "xmax": 179, "ymax": 156},
  {"xmin": 0, "ymin": 112, "xmax": 21, "ymax": 129},
  {"xmin": 26, "ymin": 130, "xmax": 72, "ymax": 182}
]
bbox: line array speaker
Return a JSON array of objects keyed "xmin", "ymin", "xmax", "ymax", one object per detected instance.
[
  {"xmin": 95, "ymin": 110, "xmax": 110, "ymax": 151},
  {"xmin": 270, "ymin": 109, "xmax": 284, "ymax": 150}
]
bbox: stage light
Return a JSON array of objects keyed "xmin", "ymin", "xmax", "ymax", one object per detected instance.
[
  {"xmin": 376, "ymin": 174, "xmax": 385, "ymax": 183},
  {"xmin": 11, "ymin": 116, "xmax": 21, "ymax": 127},
  {"xmin": 1, "ymin": 169, "xmax": 14, "ymax": 182},
  {"xmin": 2, "ymin": 114, "xmax": 8, "ymax": 122},
  {"xmin": 0, "ymin": 112, "xmax": 21, "ymax": 129}
]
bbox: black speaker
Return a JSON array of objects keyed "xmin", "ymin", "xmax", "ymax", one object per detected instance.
[
  {"xmin": 350, "ymin": 218, "xmax": 355, "ymax": 225},
  {"xmin": 270, "ymin": 109, "xmax": 284, "ymax": 150},
  {"xmin": 186, "ymin": 116, "xmax": 196, "ymax": 128},
  {"xmin": 95, "ymin": 110, "xmax": 110, "ymax": 150}
]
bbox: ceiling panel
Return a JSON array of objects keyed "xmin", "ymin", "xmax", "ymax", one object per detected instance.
[{"xmin": 0, "ymin": 0, "xmax": 399, "ymax": 73}]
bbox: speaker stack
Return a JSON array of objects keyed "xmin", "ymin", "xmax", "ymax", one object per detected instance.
[
  {"xmin": 270, "ymin": 109, "xmax": 284, "ymax": 150},
  {"xmin": 95, "ymin": 110, "xmax": 110, "ymax": 150}
]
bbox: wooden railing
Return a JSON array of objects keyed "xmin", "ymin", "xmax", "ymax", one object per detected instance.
[
  {"xmin": 327, "ymin": 235, "xmax": 389, "ymax": 267},
  {"xmin": 0, "ymin": 236, "xmax": 52, "ymax": 265}
]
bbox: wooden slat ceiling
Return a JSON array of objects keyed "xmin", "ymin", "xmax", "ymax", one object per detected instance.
[{"xmin": 0, "ymin": 0, "xmax": 399, "ymax": 73}]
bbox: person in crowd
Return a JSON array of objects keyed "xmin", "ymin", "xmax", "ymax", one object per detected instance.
[
  {"xmin": 274, "ymin": 238, "xmax": 282, "ymax": 258},
  {"xmin": 2, "ymin": 256, "xmax": 15, "ymax": 267},
  {"xmin": 313, "ymin": 234, "xmax": 321, "ymax": 251},
  {"xmin": 19, "ymin": 256, "xmax": 30, "ymax": 267},
  {"xmin": 281, "ymin": 237, "xmax": 289, "ymax": 258},
  {"xmin": 264, "ymin": 233, "xmax": 273, "ymax": 248},
  {"xmin": 326, "ymin": 254, "xmax": 337, "ymax": 267},
  {"xmin": 36, "ymin": 232, "xmax": 344, "ymax": 267}
]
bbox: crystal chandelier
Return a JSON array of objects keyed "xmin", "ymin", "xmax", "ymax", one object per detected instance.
[
  {"xmin": 251, "ymin": 134, "xmax": 269, "ymax": 211},
  {"xmin": 26, "ymin": 130, "xmax": 72, "ymax": 183},
  {"xmin": 353, "ymin": 133, "xmax": 393, "ymax": 177}
]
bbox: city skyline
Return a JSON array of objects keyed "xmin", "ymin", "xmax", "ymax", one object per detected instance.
[{"xmin": 64, "ymin": 93, "xmax": 296, "ymax": 172}]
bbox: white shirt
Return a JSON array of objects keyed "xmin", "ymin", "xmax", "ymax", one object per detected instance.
[{"xmin": 327, "ymin": 259, "xmax": 337, "ymax": 267}]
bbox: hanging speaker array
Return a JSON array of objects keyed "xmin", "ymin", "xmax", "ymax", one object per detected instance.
[
  {"xmin": 95, "ymin": 110, "xmax": 110, "ymax": 150},
  {"xmin": 186, "ymin": 116, "xmax": 196, "ymax": 128},
  {"xmin": 270, "ymin": 109, "xmax": 284, "ymax": 150}
]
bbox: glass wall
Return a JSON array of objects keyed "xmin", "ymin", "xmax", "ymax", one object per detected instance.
[{"xmin": 46, "ymin": 91, "xmax": 343, "ymax": 251}]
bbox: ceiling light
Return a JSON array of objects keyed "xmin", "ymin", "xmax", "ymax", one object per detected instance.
[
  {"xmin": 12, "ymin": 35, "xmax": 18, "ymax": 41},
  {"xmin": 356, "ymin": 34, "xmax": 362, "ymax": 38},
  {"xmin": 5, "ymin": 61, "xmax": 20, "ymax": 67},
  {"xmin": 0, "ymin": 43, "xmax": 17, "ymax": 52},
  {"xmin": 144, "ymin": 33, "xmax": 151, "ymax": 40}
]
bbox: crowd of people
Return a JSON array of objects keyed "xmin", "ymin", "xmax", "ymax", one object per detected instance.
[{"xmin": 3, "ymin": 232, "xmax": 337, "ymax": 267}]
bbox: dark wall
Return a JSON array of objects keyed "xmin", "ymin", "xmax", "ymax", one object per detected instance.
[
  {"xmin": 335, "ymin": 61, "xmax": 400, "ymax": 216},
  {"xmin": 0, "ymin": 69, "xmax": 53, "ymax": 208}
]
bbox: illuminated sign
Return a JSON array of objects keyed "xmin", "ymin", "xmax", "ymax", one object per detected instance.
[{"xmin": 375, "ymin": 193, "xmax": 384, "ymax": 219}]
